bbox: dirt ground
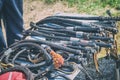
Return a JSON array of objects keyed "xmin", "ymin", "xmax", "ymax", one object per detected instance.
[{"xmin": 23, "ymin": 0, "xmax": 77, "ymax": 29}]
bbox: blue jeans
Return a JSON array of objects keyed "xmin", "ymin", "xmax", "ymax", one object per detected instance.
[{"xmin": 0, "ymin": 0, "xmax": 24, "ymax": 52}]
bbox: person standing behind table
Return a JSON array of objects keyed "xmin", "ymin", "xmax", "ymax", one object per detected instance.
[{"xmin": 0, "ymin": 0, "xmax": 24, "ymax": 52}]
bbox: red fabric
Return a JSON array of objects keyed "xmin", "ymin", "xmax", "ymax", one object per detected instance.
[{"xmin": 0, "ymin": 71, "xmax": 26, "ymax": 80}]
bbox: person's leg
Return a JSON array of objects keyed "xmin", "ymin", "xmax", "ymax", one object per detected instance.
[
  {"xmin": 0, "ymin": 23, "xmax": 6, "ymax": 52},
  {"xmin": 0, "ymin": 0, "xmax": 6, "ymax": 52},
  {"xmin": 2, "ymin": 0, "xmax": 24, "ymax": 46}
]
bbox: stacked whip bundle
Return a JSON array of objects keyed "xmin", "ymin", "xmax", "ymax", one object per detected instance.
[{"xmin": 0, "ymin": 12, "xmax": 120, "ymax": 80}]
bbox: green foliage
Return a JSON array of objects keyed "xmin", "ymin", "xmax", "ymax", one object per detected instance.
[
  {"xmin": 101, "ymin": 0, "xmax": 120, "ymax": 8},
  {"xmin": 44, "ymin": 0, "xmax": 120, "ymax": 15},
  {"xmin": 44, "ymin": 0, "xmax": 56, "ymax": 4},
  {"xmin": 66, "ymin": 0, "xmax": 120, "ymax": 8},
  {"xmin": 44, "ymin": 0, "xmax": 120, "ymax": 8}
]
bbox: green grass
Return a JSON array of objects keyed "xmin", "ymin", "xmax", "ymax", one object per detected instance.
[
  {"xmin": 44, "ymin": 0, "xmax": 120, "ymax": 8},
  {"xmin": 44, "ymin": 0, "xmax": 56, "ymax": 3},
  {"xmin": 43, "ymin": 0, "xmax": 120, "ymax": 15}
]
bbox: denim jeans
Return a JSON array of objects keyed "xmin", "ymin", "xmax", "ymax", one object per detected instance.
[{"xmin": 0, "ymin": 0, "xmax": 24, "ymax": 52}]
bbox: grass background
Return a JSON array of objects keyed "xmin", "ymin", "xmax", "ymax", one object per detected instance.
[{"xmin": 43, "ymin": 0, "xmax": 120, "ymax": 15}]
